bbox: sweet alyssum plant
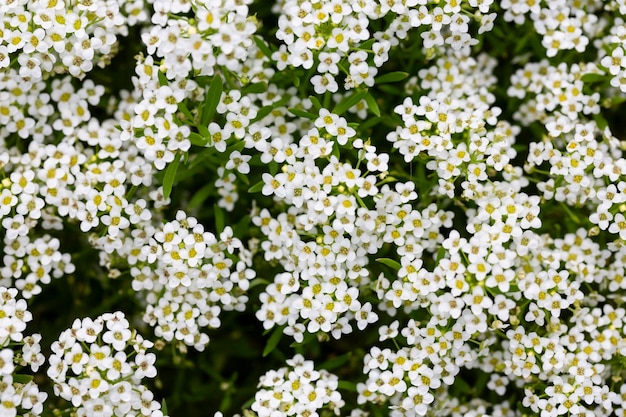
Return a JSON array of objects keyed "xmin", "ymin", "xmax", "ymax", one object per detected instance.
[{"xmin": 2, "ymin": 0, "xmax": 626, "ymax": 416}]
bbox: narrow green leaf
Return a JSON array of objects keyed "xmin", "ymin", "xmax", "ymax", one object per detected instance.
[
  {"xmin": 331, "ymin": 142, "xmax": 340, "ymax": 159},
  {"xmin": 251, "ymin": 96, "xmax": 291, "ymax": 123},
  {"xmin": 593, "ymin": 113, "xmax": 608, "ymax": 131},
  {"xmin": 162, "ymin": 153, "xmax": 180, "ymax": 200},
  {"xmin": 337, "ymin": 380, "xmax": 357, "ymax": 392},
  {"xmin": 254, "ymin": 35, "xmax": 273, "ymax": 59},
  {"xmin": 177, "ymin": 101, "xmax": 195, "ymax": 123},
  {"xmin": 359, "ymin": 38, "xmax": 376, "ymax": 51},
  {"xmin": 226, "ymin": 139, "xmax": 246, "ymax": 154},
  {"xmin": 436, "ymin": 246, "xmax": 446, "ymax": 263},
  {"xmin": 360, "ymin": 116, "xmax": 383, "ymax": 131},
  {"xmin": 242, "ymin": 82, "xmax": 268, "ymax": 95},
  {"xmin": 376, "ymin": 258, "xmax": 401, "ymax": 271},
  {"xmin": 248, "ymin": 277, "xmax": 270, "ymax": 289},
  {"xmin": 333, "ymin": 90, "xmax": 367, "ymax": 115},
  {"xmin": 288, "ymin": 107, "xmax": 318, "ymax": 119},
  {"xmin": 161, "ymin": 399, "xmax": 169, "ymax": 415},
  {"xmin": 201, "ymin": 74, "xmax": 223, "ymax": 126},
  {"xmin": 189, "ymin": 132, "xmax": 207, "ymax": 147},
  {"xmin": 309, "ymin": 95, "xmax": 322, "ymax": 111},
  {"xmin": 581, "ymin": 73, "xmax": 607, "ymax": 84},
  {"xmin": 320, "ymin": 353, "xmax": 351, "ymax": 371},
  {"xmin": 12, "ymin": 374, "xmax": 33, "ymax": 384},
  {"xmin": 197, "ymin": 124, "xmax": 212, "ymax": 143},
  {"xmin": 234, "ymin": 214, "xmax": 251, "ymax": 236},
  {"xmin": 248, "ymin": 181, "xmax": 264, "ymax": 193},
  {"xmin": 253, "ymin": 105, "xmax": 274, "ymax": 123},
  {"xmin": 235, "ymin": 170, "xmax": 250, "ymax": 185},
  {"xmin": 157, "ymin": 70, "xmax": 168, "ymax": 86},
  {"xmin": 364, "ymin": 93, "xmax": 381, "ymax": 117},
  {"xmin": 190, "ymin": 148, "xmax": 218, "ymax": 169},
  {"xmin": 189, "ymin": 184, "xmax": 213, "ymax": 210},
  {"xmin": 374, "ymin": 71, "xmax": 409, "ymax": 84},
  {"xmin": 263, "ymin": 326, "xmax": 283, "ymax": 357},
  {"xmin": 214, "ymin": 203, "xmax": 225, "ymax": 233}
]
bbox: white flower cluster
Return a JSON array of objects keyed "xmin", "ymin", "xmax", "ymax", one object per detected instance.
[
  {"xmin": 500, "ymin": 0, "xmax": 605, "ymax": 57},
  {"xmin": 389, "ymin": 52, "xmax": 518, "ymax": 200},
  {"xmin": 1, "ymin": 234, "xmax": 74, "ymax": 299},
  {"xmin": 47, "ymin": 311, "xmax": 165, "ymax": 417},
  {"xmin": 0, "ymin": 0, "xmax": 139, "ymax": 79},
  {"xmin": 273, "ymin": 0, "xmax": 496, "ymax": 91},
  {"xmin": 3, "ymin": 0, "xmax": 626, "ymax": 415},
  {"xmin": 598, "ymin": 17, "xmax": 626, "ymax": 93},
  {"xmin": 0, "ymin": 287, "xmax": 46, "ymax": 417},
  {"xmin": 136, "ymin": 211, "xmax": 255, "ymax": 350},
  {"xmin": 251, "ymin": 354, "xmax": 344, "ymax": 417}
]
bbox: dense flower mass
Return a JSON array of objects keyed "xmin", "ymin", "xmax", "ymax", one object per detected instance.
[{"xmin": 2, "ymin": 0, "xmax": 626, "ymax": 416}]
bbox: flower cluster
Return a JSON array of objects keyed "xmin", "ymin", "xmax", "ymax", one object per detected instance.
[
  {"xmin": 136, "ymin": 211, "xmax": 255, "ymax": 350},
  {"xmin": 0, "ymin": 0, "xmax": 138, "ymax": 79},
  {"xmin": 3, "ymin": 0, "xmax": 626, "ymax": 416},
  {"xmin": 251, "ymin": 354, "xmax": 344, "ymax": 417},
  {"xmin": 0, "ymin": 287, "xmax": 46, "ymax": 417},
  {"xmin": 47, "ymin": 311, "xmax": 166, "ymax": 417}
]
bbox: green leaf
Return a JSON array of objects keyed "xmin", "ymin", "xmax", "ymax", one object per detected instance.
[
  {"xmin": 360, "ymin": 116, "xmax": 383, "ymax": 131},
  {"xmin": 337, "ymin": 380, "xmax": 357, "ymax": 392},
  {"xmin": 309, "ymin": 95, "xmax": 322, "ymax": 111},
  {"xmin": 189, "ymin": 131, "xmax": 207, "ymax": 147},
  {"xmin": 234, "ymin": 214, "xmax": 251, "ymax": 237},
  {"xmin": 248, "ymin": 277, "xmax": 270, "ymax": 289},
  {"xmin": 254, "ymin": 105, "xmax": 274, "ymax": 123},
  {"xmin": 436, "ymin": 246, "xmax": 446, "ymax": 263},
  {"xmin": 226, "ymin": 139, "xmax": 246, "ymax": 154},
  {"xmin": 320, "ymin": 353, "xmax": 351, "ymax": 371},
  {"xmin": 157, "ymin": 70, "xmax": 168, "ymax": 86},
  {"xmin": 581, "ymin": 73, "xmax": 607, "ymax": 84},
  {"xmin": 248, "ymin": 181, "xmax": 264, "ymax": 193},
  {"xmin": 235, "ymin": 170, "xmax": 250, "ymax": 185},
  {"xmin": 161, "ymin": 399, "xmax": 169, "ymax": 415},
  {"xmin": 288, "ymin": 107, "xmax": 318, "ymax": 119},
  {"xmin": 177, "ymin": 101, "xmax": 195, "ymax": 123},
  {"xmin": 263, "ymin": 326, "xmax": 283, "ymax": 357},
  {"xmin": 189, "ymin": 184, "xmax": 213, "ymax": 210},
  {"xmin": 190, "ymin": 148, "xmax": 218, "ymax": 169},
  {"xmin": 364, "ymin": 93, "xmax": 381, "ymax": 117},
  {"xmin": 242, "ymin": 82, "xmax": 267, "ymax": 95},
  {"xmin": 251, "ymin": 96, "xmax": 291, "ymax": 123},
  {"xmin": 162, "ymin": 153, "xmax": 180, "ymax": 200},
  {"xmin": 254, "ymin": 35, "xmax": 273, "ymax": 59},
  {"xmin": 374, "ymin": 71, "xmax": 409, "ymax": 84},
  {"xmin": 197, "ymin": 124, "xmax": 212, "ymax": 144},
  {"xmin": 376, "ymin": 258, "xmax": 401, "ymax": 271},
  {"xmin": 593, "ymin": 112, "xmax": 608, "ymax": 131},
  {"xmin": 12, "ymin": 374, "xmax": 33, "ymax": 384},
  {"xmin": 359, "ymin": 39, "xmax": 376, "ymax": 50},
  {"xmin": 214, "ymin": 203, "xmax": 225, "ymax": 233},
  {"xmin": 333, "ymin": 90, "xmax": 367, "ymax": 115},
  {"xmin": 201, "ymin": 74, "xmax": 223, "ymax": 126},
  {"xmin": 331, "ymin": 141, "xmax": 340, "ymax": 159}
]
